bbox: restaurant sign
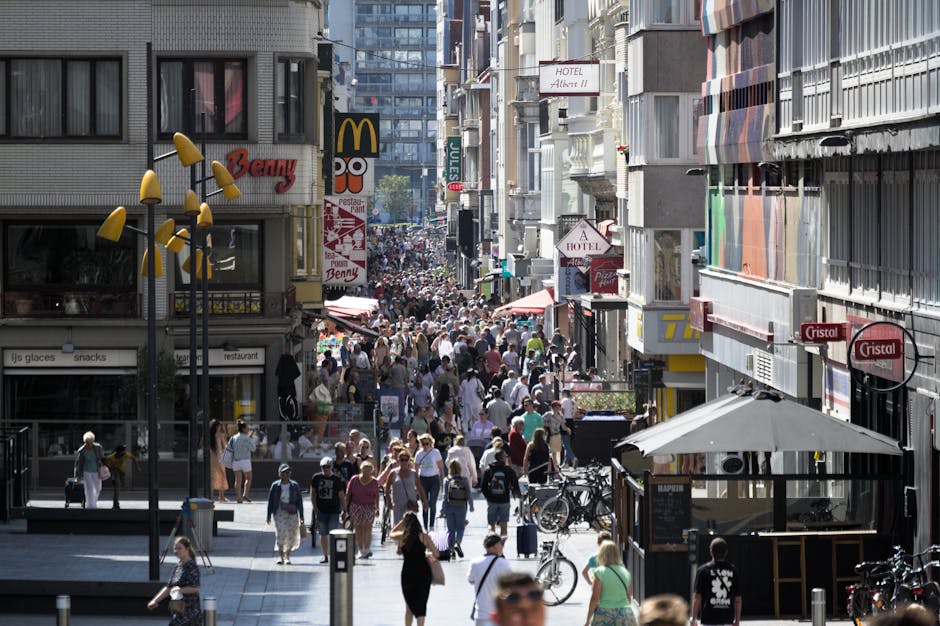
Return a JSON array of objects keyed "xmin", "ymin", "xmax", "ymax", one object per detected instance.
[
  {"xmin": 323, "ymin": 195, "xmax": 367, "ymax": 286},
  {"xmin": 590, "ymin": 256, "xmax": 623, "ymax": 294},
  {"xmin": 226, "ymin": 149, "xmax": 297, "ymax": 193}
]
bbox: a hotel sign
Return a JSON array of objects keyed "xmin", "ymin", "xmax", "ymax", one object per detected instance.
[
  {"xmin": 539, "ymin": 60, "xmax": 601, "ymax": 97},
  {"xmin": 555, "ymin": 219, "xmax": 611, "ymax": 258}
]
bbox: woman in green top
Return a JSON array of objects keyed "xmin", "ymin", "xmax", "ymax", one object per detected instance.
[{"xmin": 585, "ymin": 540, "xmax": 636, "ymax": 626}]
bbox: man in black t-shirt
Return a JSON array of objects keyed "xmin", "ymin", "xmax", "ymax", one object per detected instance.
[
  {"xmin": 310, "ymin": 456, "xmax": 346, "ymax": 563},
  {"xmin": 692, "ymin": 537, "xmax": 741, "ymax": 626}
]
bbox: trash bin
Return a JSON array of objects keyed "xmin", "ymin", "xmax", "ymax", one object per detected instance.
[{"xmin": 186, "ymin": 498, "xmax": 214, "ymax": 552}]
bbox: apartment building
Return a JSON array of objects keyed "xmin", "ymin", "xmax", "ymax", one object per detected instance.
[{"xmin": 0, "ymin": 0, "xmax": 328, "ymax": 488}]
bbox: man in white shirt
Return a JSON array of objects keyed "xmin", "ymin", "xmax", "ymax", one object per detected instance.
[
  {"xmin": 485, "ymin": 389, "xmax": 512, "ymax": 432},
  {"xmin": 467, "ymin": 534, "xmax": 513, "ymax": 626}
]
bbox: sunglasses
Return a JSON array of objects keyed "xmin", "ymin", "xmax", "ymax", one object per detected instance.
[{"xmin": 500, "ymin": 588, "xmax": 543, "ymax": 606}]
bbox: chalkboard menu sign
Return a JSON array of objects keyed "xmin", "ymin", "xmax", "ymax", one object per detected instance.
[{"xmin": 648, "ymin": 476, "xmax": 691, "ymax": 551}]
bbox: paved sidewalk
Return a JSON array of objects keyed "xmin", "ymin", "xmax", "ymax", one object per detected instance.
[{"xmin": 0, "ymin": 488, "xmax": 854, "ymax": 625}]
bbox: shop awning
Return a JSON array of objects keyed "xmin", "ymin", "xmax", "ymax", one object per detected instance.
[
  {"xmin": 307, "ymin": 310, "xmax": 379, "ymax": 338},
  {"xmin": 324, "ymin": 295, "xmax": 378, "ymax": 319},
  {"xmin": 493, "ymin": 288, "xmax": 555, "ymax": 315}
]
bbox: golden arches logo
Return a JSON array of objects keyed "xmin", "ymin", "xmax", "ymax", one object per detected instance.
[{"xmin": 335, "ymin": 115, "xmax": 379, "ymax": 157}]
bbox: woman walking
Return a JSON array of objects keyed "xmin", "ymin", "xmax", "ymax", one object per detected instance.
[
  {"xmin": 523, "ymin": 427, "xmax": 555, "ymax": 485},
  {"xmin": 209, "ymin": 419, "xmax": 230, "ymax": 503},
  {"xmin": 389, "ymin": 512, "xmax": 439, "ymax": 626},
  {"xmin": 229, "ymin": 420, "xmax": 257, "ymax": 503},
  {"xmin": 147, "ymin": 536, "xmax": 202, "ymax": 625},
  {"xmin": 345, "ymin": 460, "xmax": 380, "ymax": 558},
  {"xmin": 414, "ymin": 434, "xmax": 445, "ymax": 529},
  {"xmin": 584, "ymin": 540, "xmax": 636, "ymax": 626},
  {"xmin": 445, "ymin": 435, "xmax": 478, "ymax": 512},
  {"xmin": 442, "ymin": 458, "xmax": 470, "ymax": 557},
  {"xmin": 385, "ymin": 450, "xmax": 427, "ymax": 525},
  {"xmin": 266, "ymin": 463, "xmax": 305, "ymax": 565},
  {"xmin": 73, "ymin": 431, "xmax": 104, "ymax": 509},
  {"xmin": 458, "ymin": 370, "xmax": 485, "ymax": 430}
]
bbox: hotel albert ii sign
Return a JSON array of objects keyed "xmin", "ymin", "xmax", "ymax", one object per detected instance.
[
  {"xmin": 323, "ymin": 196, "xmax": 367, "ymax": 286},
  {"xmin": 555, "ymin": 219, "xmax": 611, "ymax": 259},
  {"xmin": 539, "ymin": 61, "xmax": 600, "ymax": 97}
]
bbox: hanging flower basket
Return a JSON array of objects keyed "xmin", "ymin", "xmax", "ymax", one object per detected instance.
[{"xmin": 616, "ymin": 144, "xmax": 630, "ymax": 159}]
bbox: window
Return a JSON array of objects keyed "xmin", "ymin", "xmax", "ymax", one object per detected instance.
[
  {"xmin": 654, "ymin": 230, "xmax": 682, "ymax": 301},
  {"xmin": 175, "ymin": 223, "xmax": 262, "ymax": 289},
  {"xmin": 653, "ymin": 95, "xmax": 679, "ymax": 158},
  {"xmin": 0, "ymin": 58, "xmax": 120, "ymax": 138},
  {"xmin": 5, "ymin": 222, "xmax": 135, "ymax": 289},
  {"xmin": 158, "ymin": 59, "xmax": 246, "ymax": 138},
  {"xmin": 554, "ymin": 0, "xmax": 564, "ymax": 22},
  {"xmin": 276, "ymin": 59, "xmax": 304, "ymax": 138},
  {"xmin": 652, "ymin": 0, "xmax": 680, "ymax": 24},
  {"xmin": 629, "ymin": 228, "xmax": 648, "ymax": 301}
]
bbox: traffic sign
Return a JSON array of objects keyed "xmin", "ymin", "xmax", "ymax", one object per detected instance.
[{"xmin": 799, "ymin": 322, "xmax": 846, "ymax": 343}]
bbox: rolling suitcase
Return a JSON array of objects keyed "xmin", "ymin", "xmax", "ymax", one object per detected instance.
[
  {"xmin": 65, "ymin": 477, "xmax": 85, "ymax": 508},
  {"xmin": 516, "ymin": 521, "xmax": 538, "ymax": 558}
]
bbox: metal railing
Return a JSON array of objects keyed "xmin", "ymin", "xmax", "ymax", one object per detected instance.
[
  {"xmin": 1, "ymin": 426, "xmax": 30, "ymax": 522},
  {"xmin": 2, "ymin": 290, "xmax": 140, "ymax": 318},
  {"xmin": 170, "ymin": 287, "xmax": 295, "ymax": 317}
]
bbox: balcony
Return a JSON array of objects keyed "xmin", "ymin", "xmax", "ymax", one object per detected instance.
[
  {"xmin": 2, "ymin": 290, "xmax": 140, "ymax": 319},
  {"xmin": 170, "ymin": 288, "xmax": 295, "ymax": 318},
  {"xmin": 508, "ymin": 192, "xmax": 541, "ymax": 222}
]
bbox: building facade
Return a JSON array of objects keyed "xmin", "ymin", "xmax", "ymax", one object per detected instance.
[{"xmin": 0, "ymin": 0, "xmax": 328, "ymax": 488}]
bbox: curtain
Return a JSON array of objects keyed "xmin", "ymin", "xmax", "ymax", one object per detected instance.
[
  {"xmin": 276, "ymin": 61, "xmax": 286, "ymax": 135},
  {"xmin": 224, "ymin": 61, "xmax": 244, "ymax": 134},
  {"xmin": 67, "ymin": 61, "xmax": 90, "ymax": 136},
  {"xmin": 654, "ymin": 230, "xmax": 682, "ymax": 301},
  {"xmin": 96, "ymin": 60, "xmax": 120, "ymax": 135},
  {"xmin": 654, "ymin": 95, "xmax": 679, "ymax": 158},
  {"xmin": 653, "ymin": 0, "xmax": 680, "ymax": 23},
  {"xmin": 194, "ymin": 61, "xmax": 215, "ymax": 133},
  {"xmin": 159, "ymin": 60, "xmax": 183, "ymax": 134},
  {"xmin": 11, "ymin": 59, "xmax": 62, "ymax": 137}
]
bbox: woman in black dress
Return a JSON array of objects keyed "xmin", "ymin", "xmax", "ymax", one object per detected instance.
[
  {"xmin": 147, "ymin": 536, "xmax": 202, "ymax": 625},
  {"xmin": 523, "ymin": 427, "xmax": 555, "ymax": 485},
  {"xmin": 389, "ymin": 511, "xmax": 439, "ymax": 626}
]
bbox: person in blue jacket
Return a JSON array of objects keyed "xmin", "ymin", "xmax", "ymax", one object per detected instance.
[{"xmin": 266, "ymin": 463, "xmax": 305, "ymax": 565}]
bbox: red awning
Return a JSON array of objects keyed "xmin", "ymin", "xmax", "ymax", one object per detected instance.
[
  {"xmin": 493, "ymin": 288, "xmax": 555, "ymax": 315},
  {"xmin": 326, "ymin": 306, "xmax": 371, "ymax": 319}
]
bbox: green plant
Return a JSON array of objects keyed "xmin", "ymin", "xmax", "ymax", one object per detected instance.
[
  {"xmin": 376, "ymin": 174, "xmax": 413, "ymax": 223},
  {"xmin": 132, "ymin": 347, "xmax": 180, "ymax": 400},
  {"xmin": 571, "ymin": 390, "xmax": 635, "ymax": 415}
]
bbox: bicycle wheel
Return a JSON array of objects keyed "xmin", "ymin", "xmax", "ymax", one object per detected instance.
[
  {"xmin": 918, "ymin": 581, "xmax": 940, "ymax": 621},
  {"xmin": 536, "ymin": 557, "xmax": 578, "ymax": 606},
  {"xmin": 380, "ymin": 502, "xmax": 391, "ymax": 544},
  {"xmin": 848, "ymin": 586, "xmax": 872, "ymax": 618},
  {"xmin": 536, "ymin": 496, "xmax": 570, "ymax": 533},
  {"xmin": 590, "ymin": 492, "xmax": 614, "ymax": 531}
]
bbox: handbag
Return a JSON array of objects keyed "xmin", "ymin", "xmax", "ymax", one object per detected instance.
[
  {"xmin": 299, "ymin": 520, "xmax": 308, "ymax": 539},
  {"xmin": 98, "ymin": 464, "xmax": 111, "ymax": 481},
  {"xmin": 168, "ymin": 598, "xmax": 185, "ymax": 616},
  {"xmin": 220, "ymin": 444, "xmax": 234, "ymax": 469},
  {"xmin": 427, "ymin": 552, "xmax": 445, "ymax": 585}
]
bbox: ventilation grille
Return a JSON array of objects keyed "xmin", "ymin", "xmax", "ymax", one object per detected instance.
[{"xmin": 752, "ymin": 351, "xmax": 774, "ymax": 386}]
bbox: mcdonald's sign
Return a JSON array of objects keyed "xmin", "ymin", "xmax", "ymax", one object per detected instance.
[{"xmin": 334, "ymin": 113, "xmax": 380, "ymax": 158}]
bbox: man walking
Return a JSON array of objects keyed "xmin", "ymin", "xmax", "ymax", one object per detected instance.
[
  {"xmin": 480, "ymin": 449, "xmax": 520, "ymax": 538},
  {"xmin": 691, "ymin": 537, "xmax": 742, "ymax": 626},
  {"xmin": 310, "ymin": 456, "xmax": 346, "ymax": 564},
  {"xmin": 467, "ymin": 534, "xmax": 513, "ymax": 626}
]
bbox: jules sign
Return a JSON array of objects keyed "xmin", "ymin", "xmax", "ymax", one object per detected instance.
[{"xmin": 226, "ymin": 149, "xmax": 297, "ymax": 193}]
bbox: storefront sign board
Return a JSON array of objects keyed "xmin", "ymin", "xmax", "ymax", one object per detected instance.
[
  {"xmin": 3, "ymin": 349, "xmax": 137, "ymax": 368},
  {"xmin": 174, "ymin": 347, "xmax": 265, "ymax": 368},
  {"xmin": 323, "ymin": 195, "xmax": 368, "ymax": 286}
]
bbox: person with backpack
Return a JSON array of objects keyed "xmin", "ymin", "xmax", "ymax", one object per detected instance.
[
  {"xmin": 480, "ymin": 449, "xmax": 520, "ymax": 538},
  {"xmin": 443, "ymin": 458, "xmax": 470, "ymax": 558},
  {"xmin": 446, "ymin": 434, "xmax": 478, "ymax": 512}
]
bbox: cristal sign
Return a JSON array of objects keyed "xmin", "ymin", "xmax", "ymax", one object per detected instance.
[{"xmin": 853, "ymin": 338, "xmax": 902, "ymax": 361}]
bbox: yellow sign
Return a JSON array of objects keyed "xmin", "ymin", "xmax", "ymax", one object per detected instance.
[{"xmin": 335, "ymin": 114, "xmax": 379, "ymax": 158}]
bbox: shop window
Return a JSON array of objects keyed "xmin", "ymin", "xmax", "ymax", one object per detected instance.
[
  {"xmin": 158, "ymin": 58, "xmax": 247, "ymax": 138},
  {"xmin": 654, "ymin": 229, "xmax": 682, "ymax": 301},
  {"xmin": 4, "ymin": 222, "xmax": 136, "ymax": 290},
  {"xmin": 175, "ymin": 372, "xmax": 264, "ymax": 457},
  {"xmin": 174, "ymin": 222, "xmax": 262, "ymax": 290},
  {"xmin": 0, "ymin": 57, "xmax": 121, "ymax": 138}
]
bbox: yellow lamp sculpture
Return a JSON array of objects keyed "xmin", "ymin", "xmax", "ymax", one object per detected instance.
[
  {"xmin": 139, "ymin": 170, "xmax": 162, "ymax": 205},
  {"xmin": 172, "ymin": 133, "xmax": 204, "ymax": 167},
  {"xmin": 183, "ymin": 189, "xmax": 200, "ymax": 216},
  {"xmin": 211, "ymin": 161, "xmax": 241, "ymax": 200},
  {"xmin": 97, "ymin": 206, "xmax": 127, "ymax": 242},
  {"xmin": 182, "ymin": 249, "xmax": 212, "ymax": 279},
  {"xmin": 197, "ymin": 202, "xmax": 214, "ymax": 228},
  {"xmin": 166, "ymin": 228, "xmax": 190, "ymax": 254},
  {"xmin": 140, "ymin": 246, "xmax": 164, "ymax": 277},
  {"xmin": 155, "ymin": 219, "xmax": 176, "ymax": 246}
]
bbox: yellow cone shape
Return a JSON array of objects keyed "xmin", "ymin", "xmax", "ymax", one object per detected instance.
[
  {"xmin": 155, "ymin": 218, "xmax": 176, "ymax": 246},
  {"xmin": 196, "ymin": 256, "xmax": 212, "ymax": 280},
  {"xmin": 166, "ymin": 228, "xmax": 189, "ymax": 254},
  {"xmin": 211, "ymin": 161, "xmax": 235, "ymax": 187},
  {"xmin": 197, "ymin": 202, "xmax": 214, "ymax": 228},
  {"xmin": 97, "ymin": 206, "xmax": 127, "ymax": 242},
  {"xmin": 139, "ymin": 170, "xmax": 162, "ymax": 205},
  {"xmin": 140, "ymin": 246, "xmax": 164, "ymax": 278},
  {"xmin": 173, "ymin": 133, "xmax": 204, "ymax": 167},
  {"xmin": 183, "ymin": 189, "xmax": 200, "ymax": 216},
  {"xmin": 222, "ymin": 182, "xmax": 241, "ymax": 200},
  {"xmin": 182, "ymin": 249, "xmax": 204, "ymax": 276}
]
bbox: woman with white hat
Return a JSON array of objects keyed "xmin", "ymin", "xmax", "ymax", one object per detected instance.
[{"xmin": 266, "ymin": 463, "xmax": 305, "ymax": 565}]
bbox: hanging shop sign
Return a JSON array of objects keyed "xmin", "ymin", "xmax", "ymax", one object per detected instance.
[
  {"xmin": 335, "ymin": 113, "xmax": 380, "ymax": 158},
  {"xmin": 225, "ymin": 149, "xmax": 297, "ymax": 193},
  {"xmin": 589, "ymin": 256, "xmax": 623, "ymax": 294},
  {"xmin": 555, "ymin": 218, "xmax": 611, "ymax": 258},
  {"xmin": 323, "ymin": 195, "xmax": 368, "ymax": 286},
  {"xmin": 538, "ymin": 60, "xmax": 600, "ymax": 97},
  {"xmin": 846, "ymin": 319, "xmax": 922, "ymax": 393},
  {"xmin": 800, "ymin": 322, "xmax": 847, "ymax": 343},
  {"xmin": 445, "ymin": 136, "xmax": 462, "ymax": 187}
]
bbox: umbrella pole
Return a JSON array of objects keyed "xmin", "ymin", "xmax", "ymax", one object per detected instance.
[{"xmin": 773, "ymin": 477, "xmax": 787, "ymax": 531}]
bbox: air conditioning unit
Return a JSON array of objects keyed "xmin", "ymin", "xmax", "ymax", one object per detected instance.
[
  {"xmin": 789, "ymin": 288, "xmax": 817, "ymax": 340},
  {"xmin": 752, "ymin": 350, "xmax": 774, "ymax": 386}
]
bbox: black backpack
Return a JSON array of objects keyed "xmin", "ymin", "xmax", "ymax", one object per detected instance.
[
  {"xmin": 446, "ymin": 476, "xmax": 468, "ymax": 505},
  {"xmin": 487, "ymin": 468, "xmax": 508, "ymax": 497}
]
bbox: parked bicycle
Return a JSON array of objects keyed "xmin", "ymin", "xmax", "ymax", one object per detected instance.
[
  {"xmin": 847, "ymin": 544, "xmax": 940, "ymax": 624},
  {"xmin": 535, "ymin": 531, "xmax": 578, "ymax": 606},
  {"xmin": 535, "ymin": 465, "xmax": 613, "ymax": 533}
]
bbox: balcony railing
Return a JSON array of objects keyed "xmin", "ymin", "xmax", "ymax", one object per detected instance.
[
  {"xmin": 170, "ymin": 288, "xmax": 295, "ymax": 318},
  {"xmin": 1, "ymin": 290, "xmax": 140, "ymax": 318}
]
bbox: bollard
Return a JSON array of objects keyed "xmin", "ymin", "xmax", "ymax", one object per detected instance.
[
  {"xmin": 330, "ymin": 529, "xmax": 355, "ymax": 626},
  {"xmin": 811, "ymin": 587, "xmax": 826, "ymax": 626},
  {"xmin": 56, "ymin": 594, "xmax": 70, "ymax": 626},
  {"xmin": 203, "ymin": 596, "xmax": 218, "ymax": 626}
]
